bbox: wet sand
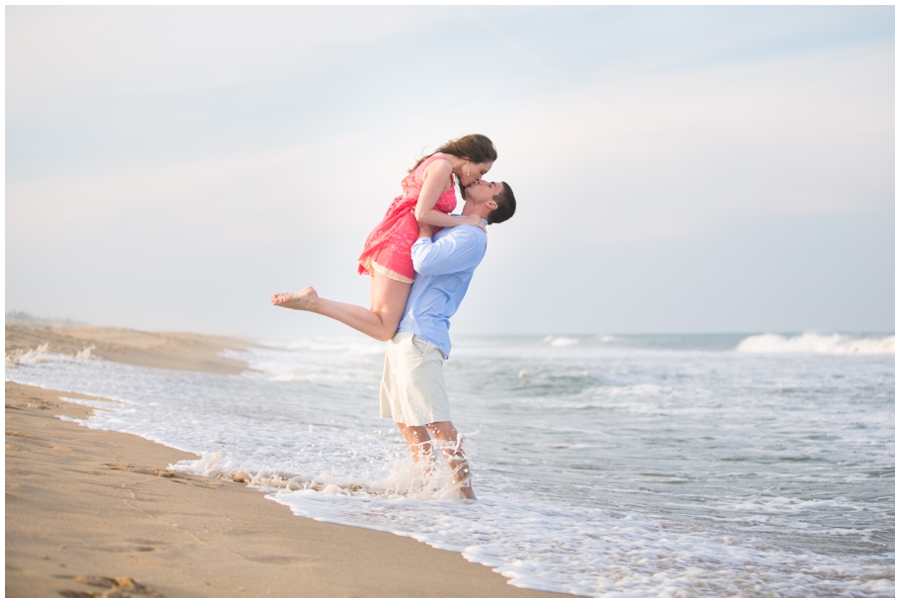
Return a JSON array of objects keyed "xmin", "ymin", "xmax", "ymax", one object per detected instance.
[
  {"xmin": 5, "ymin": 325, "xmax": 569, "ymax": 597},
  {"xmin": 5, "ymin": 323, "xmax": 250, "ymax": 375}
]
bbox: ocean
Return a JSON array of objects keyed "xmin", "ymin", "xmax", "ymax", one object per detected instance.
[{"xmin": 5, "ymin": 332, "xmax": 894, "ymax": 597}]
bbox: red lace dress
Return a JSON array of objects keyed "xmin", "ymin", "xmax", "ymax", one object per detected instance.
[{"xmin": 358, "ymin": 155, "xmax": 457, "ymax": 283}]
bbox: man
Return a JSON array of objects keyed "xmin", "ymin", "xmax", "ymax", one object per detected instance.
[{"xmin": 380, "ymin": 179, "xmax": 516, "ymax": 499}]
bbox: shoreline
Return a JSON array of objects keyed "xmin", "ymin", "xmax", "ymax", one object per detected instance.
[
  {"xmin": 6, "ymin": 323, "xmax": 252, "ymax": 375},
  {"xmin": 5, "ymin": 325, "xmax": 570, "ymax": 598}
]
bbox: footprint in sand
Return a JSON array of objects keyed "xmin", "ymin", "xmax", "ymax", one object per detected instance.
[{"xmin": 56, "ymin": 575, "xmax": 161, "ymax": 598}]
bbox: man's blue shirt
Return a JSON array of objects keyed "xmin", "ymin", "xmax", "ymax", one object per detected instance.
[{"xmin": 397, "ymin": 220, "xmax": 488, "ymax": 358}]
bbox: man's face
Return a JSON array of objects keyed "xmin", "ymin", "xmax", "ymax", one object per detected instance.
[
  {"xmin": 461, "ymin": 161, "xmax": 493, "ymax": 187},
  {"xmin": 465, "ymin": 180, "xmax": 503, "ymax": 205}
]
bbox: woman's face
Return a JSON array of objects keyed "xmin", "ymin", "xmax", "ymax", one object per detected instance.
[{"xmin": 461, "ymin": 161, "xmax": 493, "ymax": 186}]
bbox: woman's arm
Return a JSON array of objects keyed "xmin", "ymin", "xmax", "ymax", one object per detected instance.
[
  {"xmin": 411, "ymin": 226, "xmax": 487, "ymax": 276},
  {"xmin": 414, "ymin": 159, "xmax": 485, "ymax": 229}
]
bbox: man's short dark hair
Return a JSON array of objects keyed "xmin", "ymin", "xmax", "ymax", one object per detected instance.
[{"xmin": 487, "ymin": 182, "xmax": 516, "ymax": 224}]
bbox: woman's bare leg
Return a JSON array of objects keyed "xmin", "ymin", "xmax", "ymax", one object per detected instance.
[{"xmin": 270, "ymin": 273, "xmax": 411, "ymax": 341}]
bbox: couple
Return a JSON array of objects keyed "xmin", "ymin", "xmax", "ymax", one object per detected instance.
[{"xmin": 271, "ymin": 134, "xmax": 516, "ymax": 499}]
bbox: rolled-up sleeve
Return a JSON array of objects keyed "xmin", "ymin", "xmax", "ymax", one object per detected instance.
[{"xmin": 411, "ymin": 227, "xmax": 486, "ymax": 276}]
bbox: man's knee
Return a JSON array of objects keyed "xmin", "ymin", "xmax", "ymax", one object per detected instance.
[
  {"xmin": 426, "ymin": 421, "xmax": 458, "ymax": 441},
  {"xmin": 398, "ymin": 422, "xmax": 428, "ymax": 436}
]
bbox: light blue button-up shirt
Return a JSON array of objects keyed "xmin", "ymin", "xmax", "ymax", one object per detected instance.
[{"xmin": 396, "ymin": 220, "xmax": 488, "ymax": 358}]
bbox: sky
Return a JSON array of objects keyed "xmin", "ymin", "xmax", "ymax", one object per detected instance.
[{"xmin": 5, "ymin": 5, "xmax": 895, "ymax": 340}]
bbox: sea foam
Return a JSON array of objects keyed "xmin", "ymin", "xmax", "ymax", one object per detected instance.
[{"xmin": 6, "ymin": 342, "xmax": 49, "ymax": 367}]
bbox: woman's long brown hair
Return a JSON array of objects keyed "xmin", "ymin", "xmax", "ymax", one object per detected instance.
[{"xmin": 409, "ymin": 134, "xmax": 497, "ymax": 173}]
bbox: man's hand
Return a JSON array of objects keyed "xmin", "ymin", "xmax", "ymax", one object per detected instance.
[{"xmin": 418, "ymin": 222, "xmax": 434, "ymax": 239}]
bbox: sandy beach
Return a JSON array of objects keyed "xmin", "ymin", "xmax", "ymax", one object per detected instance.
[{"xmin": 5, "ymin": 325, "xmax": 568, "ymax": 598}]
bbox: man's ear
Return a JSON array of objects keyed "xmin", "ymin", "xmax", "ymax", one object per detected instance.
[{"xmin": 486, "ymin": 199, "xmax": 498, "ymax": 210}]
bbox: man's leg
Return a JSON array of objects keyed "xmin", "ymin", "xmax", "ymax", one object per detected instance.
[
  {"xmin": 395, "ymin": 422, "xmax": 432, "ymax": 463},
  {"xmin": 426, "ymin": 421, "xmax": 476, "ymax": 500}
]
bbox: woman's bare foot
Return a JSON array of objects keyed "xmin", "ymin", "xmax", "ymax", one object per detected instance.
[{"xmin": 270, "ymin": 287, "xmax": 319, "ymax": 311}]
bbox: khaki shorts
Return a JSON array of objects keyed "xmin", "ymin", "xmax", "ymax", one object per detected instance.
[{"xmin": 379, "ymin": 332, "xmax": 451, "ymax": 426}]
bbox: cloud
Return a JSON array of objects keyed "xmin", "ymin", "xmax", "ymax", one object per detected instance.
[
  {"xmin": 8, "ymin": 34, "xmax": 891, "ymax": 253},
  {"xmin": 7, "ymin": 6, "xmax": 447, "ymax": 117},
  {"xmin": 463, "ymin": 7, "xmax": 576, "ymax": 91},
  {"xmin": 6, "ymin": 137, "xmax": 399, "ymax": 250},
  {"xmin": 476, "ymin": 43, "xmax": 892, "ymax": 245}
]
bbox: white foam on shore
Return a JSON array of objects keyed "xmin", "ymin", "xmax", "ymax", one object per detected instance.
[
  {"xmin": 736, "ymin": 333, "xmax": 894, "ymax": 354},
  {"xmin": 262, "ymin": 483, "xmax": 894, "ymax": 598},
  {"xmin": 5, "ymin": 342, "xmax": 49, "ymax": 367},
  {"xmin": 174, "ymin": 447, "xmax": 464, "ymax": 502}
]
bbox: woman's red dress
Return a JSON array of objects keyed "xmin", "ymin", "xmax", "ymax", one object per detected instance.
[{"xmin": 357, "ymin": 155, "xmax": 457, "ymax": 283}]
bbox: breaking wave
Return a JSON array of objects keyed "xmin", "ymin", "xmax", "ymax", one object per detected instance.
[
  {"xmin": 542, "ymin": 336, "xmax": 580, "ymax": 348},
  {"xmin": 736, "ymin": 333, "xmax": 894, "ymax": 354}
]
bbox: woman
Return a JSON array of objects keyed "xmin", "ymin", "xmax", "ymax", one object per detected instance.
[{"xmin": 271, "ymin": 134, "xmax": 497, "ymax": 340}]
